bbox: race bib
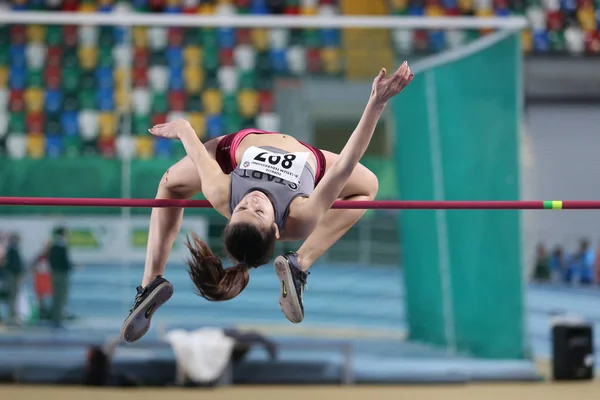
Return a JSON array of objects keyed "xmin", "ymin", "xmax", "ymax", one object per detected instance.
[{"xmin": 239, "ymin": 146, "xmax": 310, "ymax": 185}]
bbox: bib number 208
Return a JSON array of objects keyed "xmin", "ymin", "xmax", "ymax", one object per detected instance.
[{"xmin": 254, "ymin": 152, "xmax": 297, "ymax": 169}]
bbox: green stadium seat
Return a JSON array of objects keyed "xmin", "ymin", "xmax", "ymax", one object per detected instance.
[
  {"xmin": 224, "ymin": 112, "xmax": 242, "ymax": 133},
  {"xmin": 64, "ymin": 135, "xmax": 81, "ymax": 157},
  {"xmin": 62, "ymin": 67, "xmax": 80, "ymax": 92},
  {"xmin": 78, "ymin": 89, "xmax": 97, "ymax": 110},
  {"xmin": 223, "ymin": 93, "xmax": 238, "ymax": 115},
  {"xmin": 238, "ymin": 70, "xmax": 257, "ymax": 89},
  {"xmin": 98, "ymin": 47, "xmax": 114, "ymax": 67},
  {"xmin": 45, "ymin": 115, "xmax": 62, "ymax": 135},
  {"xmin": 28, "ymin": 68, "xmax": 44, "ymax": 88},
  {"xmin": 152, "ymin": 92, "xmax": 169, "ymax": 114},
  {"xmin": 132, "ymin": 113, "xmax": 151, "ymax": 135},
  {"xmin": 0, "ymin": 46, "xmax": 9, "ymax": 66},
  {"xmin": 46, "ymin": 26, "xmax": 63, "ymax": 46},
  {"xmin": 9, "ymin": 112, "xmax": 27, "ymax": 133},
  {"xmin": 203, "ymin": 47, "xmax": 220, "ymax": 73}
]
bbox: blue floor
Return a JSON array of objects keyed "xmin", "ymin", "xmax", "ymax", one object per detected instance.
[{"xmin": 2, "ymin": 262, "xmax": 597, "ymax": 382}]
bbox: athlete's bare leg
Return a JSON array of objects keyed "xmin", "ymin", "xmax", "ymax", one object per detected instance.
[
  {"xmin": 121, "ymin": 138, "xmax": 220, "ymax": 342},
  {"xmin": 295, "ymin": 150, "xmax": 378, "ymax": 271},
  {"xmin": 275, "ymin": 150, "xmax": 378, "ymax": 323}
]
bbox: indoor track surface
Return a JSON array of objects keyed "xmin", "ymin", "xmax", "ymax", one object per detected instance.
[{"xmin": 2, "ymin": 383, "xmax": 600, "ymax": 400}]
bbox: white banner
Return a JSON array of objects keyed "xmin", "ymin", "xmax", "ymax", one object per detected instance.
[{"xmin": 0, "ymin": 215, "xmax": 208, "ymax": 264}]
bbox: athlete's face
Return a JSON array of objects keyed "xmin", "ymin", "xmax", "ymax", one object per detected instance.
[{"xmin": 230, "ymin": 191, "xmax": 279, "ymax": 237}]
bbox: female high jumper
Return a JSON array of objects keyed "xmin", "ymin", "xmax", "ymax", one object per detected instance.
[{"xmin": 121, "ymin": 62, "xmax": 414, "ymax": 343}]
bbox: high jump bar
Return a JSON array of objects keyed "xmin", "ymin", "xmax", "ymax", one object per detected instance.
[{"xmin": 0, "ymin": 197, "xmax": 596, "ymax": 210}]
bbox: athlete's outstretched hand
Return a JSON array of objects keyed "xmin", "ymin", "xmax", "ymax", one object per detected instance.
[
  {"xmin": 371, "ymin": 61, "xmax": 413, "ymax": 105},
  {"xmin": 148, "ymin": 118, "xmax": 193, "ymax": 140}
]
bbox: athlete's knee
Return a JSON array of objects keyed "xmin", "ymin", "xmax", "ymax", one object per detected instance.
[
  {"xmin": 363, "ymin": 168, "xmax": 379, "ymax": 199},
  {"xmin": 157, "ymin": 169, "xmax": 193, "ymax": 199}
]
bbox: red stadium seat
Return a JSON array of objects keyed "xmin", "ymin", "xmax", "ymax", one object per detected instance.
[
  {"xmin": 219, "ymin": 48, "xmax": 235, "ymax": 66},
  {"xmin": 306, "ymin": 48, "xmax": 321, "ymax": 74},
  {"xmin": 9, "ymin": 90, "xmax": 25, "ymax": 113},
  {"xmin": 62, "ymin": 0, "xmax": 80, "ymax": 11},
  {"xmin": 63, "ymin": 25, "xmax": 79, "ymax": 47},
  {"xmin": 45, "ymin": 66, "xmax": 62, "ymax": 90},
  {"xmin": 133, "ymin": 67, "xmax": 149, "ymax": 88},
  {"xmin": 26, "ymin": 112, "xmax": 45, "ymax": 133},
  {"xmin": 98, "ymin": 137, "xmax": 117, "ymax": 158},
  {"xmin": 236, "ymin": 29, "xmax": 252, "ymax": 45},
  {"xmin": 168, "ymin": 28, "xmax": 185, "ymax": 47},
  {"xmin": 133, "ymin": 48, "xmax": 151, "ymax": 68},
  {"xmin": 168, "ymin": 90, "xmax": 186, "ymax": 111},
  {"xmin": 46, "ymin": 46, "xmax": 63, "ymax": 68},
  {"xmin": 152, "ymin": 113, "xmax": 168, "ymax": 126},
  {"xmin": 258, "ymin": 90, "xmax": 274, "ymax": 113},
  {"xmin": 10, "ymin": 25, "xmax": 27, "ymax": 45}
]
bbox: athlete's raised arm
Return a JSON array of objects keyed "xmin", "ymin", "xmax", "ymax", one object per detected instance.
[
  {"xmin": 150, "ymin": 119, "xmax": 231, "ymax": 212},
  {"xmin": 299, "ymin": 62, "xmax": 413, "ymax": 225}
]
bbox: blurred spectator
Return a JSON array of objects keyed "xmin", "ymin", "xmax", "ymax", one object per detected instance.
[
  {"xmin": 49, "ymin": 226, "xmax": 73, "ymax": 328},
  {"xmin": 566, "ymin": 239, "xmax": 594, "ymax": 285},
  {"xmin": 549, "ymin": 246, "xmax": 566, "ymax": 282},
  {"xmin": 31, "ymin": 242, "xmax": 53, "ymax": 321},
  {"xmin": 532, "ymin": 243, "xmax": 551, "ymax": 282},
  {"xmin": 594, "ymin": 243, "xmax": 600, "ymax": 284},
  {"xmin": 4, "ymin": 234, "xmax": 25, "ymax": 325}
]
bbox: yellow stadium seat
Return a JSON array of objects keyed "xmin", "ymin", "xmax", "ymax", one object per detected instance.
[
  {"xmin": 25, "ymin": 88, "xmax": 44, "ymax": 113},
  {"xmin": 184, "ymin": 67, "xmax": 204, "ymax": 94},
  {"xmin": 114, "ymin": 68, "xmax": 127, "ymax": 89},
  {"xmin": 188, "ymin": 112, "xmax": 206, "ymax": 140},
  {"xmin": 0, "ymin": 67, "xmax": 7, "ymax": 88},
  {"xmin": 135, "ymin": 136, "xmax": 155, "ymax": 159},
  {"xmin": 458, "ymin": 0, "xmax": 474, "ymax": 12},
  {"xmin": 79, "ymin": 2, "xmax": 97, "ymax": 12},
  {"xmin": 251, "ymin": 29, "xmax": 269, "ymax": 51},
  {"xmin": 522, "ymin": 30, "xmax": 532, "ymax": 53},
  {"xmin": 98, "ymin": 112, "xmax": 117, "ymax": 137},
  {"xmin": 425, "ymin": 5, "xmax": 445, "ymax": 17},
  {"xmin": 390, "ymin": 0, "xmax": 408, "ymax": 10},
  {"xmin": 238, "ymin": 89, "xmax": 259, "ymax": 119},
  {"xmin": 27, "ymin": 25, "xmax": 46, "ymax": 43},
  {"xmin": 202, "ymin": 89, "xmax": 223, "ymax": 115},
  {"xmin": 184, "ymin": 46, "xmax": 203, "ymax": 66},
  {"xmin": 198, "ymin": 3, "xmax": 216, "ymax": 14},
  {"xmin": 115, "ymin": 90, "xmax": 131, "ymax": 112},
  {"xmin": 321, "ymin": 48, "xmax": 342, "ymax": 75},
  {"xmin": 133, "ymin": 26, "xmax": 148, "ymax": 48},
  {"xmin": 26, "ymin": 134, "xmax": 45, "ymax": 159},
  {"xmin": 301, "ymin": 6, "xmax": 318, "ymax": 15},
  {"xmin": 578, "ymin": 8, "xmax": 597, "ymax": 31},
  {"xmin": 78, "ymin": 47, "xmax": 98, "ymax": 70},
  {"xmin": 475, "ymin": 8, "xmax": 494, "ymax": 34}
]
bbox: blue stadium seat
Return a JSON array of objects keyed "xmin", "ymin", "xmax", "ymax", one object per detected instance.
[
  {"xmin": 154, "ymin": 137, "xmax": 172, "ymax": 157},
  {"xmin": 97, "ymin": 88, "xmax": 115, "ymax": 111},
  {"xmin": 206, "ymin": 114, "xmax": 224, "ymax": 139},
  {"xmin": 166, "ymin": 47, "xmax": 184, "ymax": 69},
  {"xmin": 9, "ymin": 66, "xmax": 27, "ymax": 90},
  {"xmin": 218, "ymin": 28, "xmax": 236, "ymax": 49},
  {"xmin": 9, "ymin": 45, "xmax": 27, "ymax": 68},
  {"xmin": 44, "ymin": 89, "xmax": 62, "ymax": 114},
  {"xmin": 46, "ymin": 135, "xmax": 64, "ymax": 158},
  {"xmin": 320, "ymin": 29, "xmax": 341, "ymax": 47},
  {"xmin": 61, "ymin": 111, "xmax": 79, "ymax": 136},
  {"xmin": 269, "ymin": 49, "xmax": 288, "ymax": 74},
  {"xmin": 250, "ymin": 0, "xmax": 269, "ymax": 14},
  {"xmin": 169, "ymin": 68, "xmax": 185, "ymax": 90},
  {"xmin": 96, "ymin": 66, "xmax": 114, "ymax": 90},
  {"xmin": 533, "ymin": 30, "xmax": 550, "ymax": 52},
  {"xmin": 429, "ymin": 31, "xmax": 446, "ymax": 53}
]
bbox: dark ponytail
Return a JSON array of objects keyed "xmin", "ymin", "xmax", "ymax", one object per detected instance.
[{"xmin": 185, "ymin": 232, "xmax": 250, "ymax": 301}]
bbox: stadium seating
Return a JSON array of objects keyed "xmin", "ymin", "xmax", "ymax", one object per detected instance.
[{"xmin": 0, "ymin": 0, "xmax": 598, "ymax": 158}]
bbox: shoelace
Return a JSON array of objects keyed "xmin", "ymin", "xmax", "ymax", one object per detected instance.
[{"xmin": 129, "ymin": 286, "xmax": 145, "ymax": 312}]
